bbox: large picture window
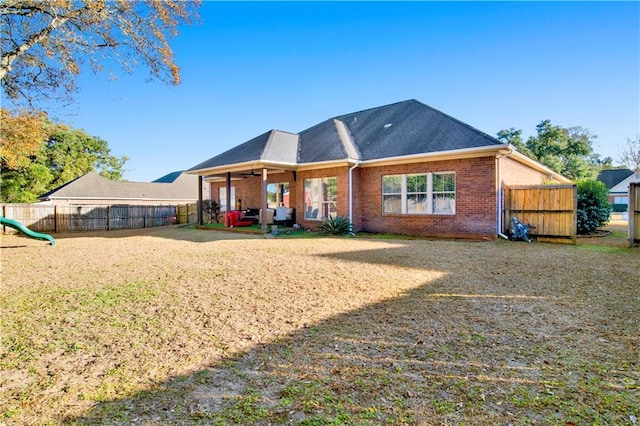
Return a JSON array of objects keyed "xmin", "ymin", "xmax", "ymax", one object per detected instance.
[
  {"xmin": 304, "ymin": 177, "xmax": 337, "ymax": 220},
  {"xmin": 382, "ymin": 172, "xmax": 455, "ymax": 215}
]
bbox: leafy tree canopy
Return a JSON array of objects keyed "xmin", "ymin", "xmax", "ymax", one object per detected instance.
[
  {"xmin": 1, "ymin": 0, "xmax": 200, "ymax": 108},
  {"xmin": 1, "ymin": 108, "xmax": 127, "ymax": 203},
  {"xmin": 497, "ymin": 120, "xmax": 605, "ymax": 180}
]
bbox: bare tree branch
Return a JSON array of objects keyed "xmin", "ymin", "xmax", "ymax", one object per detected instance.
[{"xmin": 0, "ymin": 0, "xmax": 200, "ymax": 109}]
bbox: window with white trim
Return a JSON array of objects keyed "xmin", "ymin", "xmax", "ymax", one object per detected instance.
[
  {"xmin": 304, "ymin": 177, "xmax": 337, "ymax": 220},
  {"xmin": 382, "ymin": 172, "xmax": 455, "ymax": 215},
  {"xmin": 218, "ymin": 186, "xmax": 235, "ymax": 212}
]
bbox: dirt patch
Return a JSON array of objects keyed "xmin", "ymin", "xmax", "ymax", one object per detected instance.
[{"xmin": 1, "ymin": 225, "xmax": 638, "ymax": 424}]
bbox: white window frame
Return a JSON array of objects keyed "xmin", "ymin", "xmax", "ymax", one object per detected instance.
[
  {"xmin": 218, "ymin": 186, "xmax": 235, "ymax": 212},
  {"xmin": 304, "ymin": 177, "xmax": 337, "ymax": 220},
  {"xmin": 382, "ymin": 172, "xmax": 455, "ymax": 215}
]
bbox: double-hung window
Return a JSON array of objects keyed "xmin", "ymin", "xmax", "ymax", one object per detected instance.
[
  {"xmin": 304, "ymin": 177, "xmax": 337, "ymax": 220},
  {"xmin": 382, "ymin": 172, "xmax": 455, "ymax": 215}
]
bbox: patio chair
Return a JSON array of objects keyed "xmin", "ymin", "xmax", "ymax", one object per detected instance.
[{"xmin": 274, "ymin": 206, "xmax": 288, "ymax": 226}]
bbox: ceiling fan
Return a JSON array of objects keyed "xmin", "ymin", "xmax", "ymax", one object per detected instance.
[{"xmin": 239, "ymin": 169, "xmax": 259, "ymax": 177}]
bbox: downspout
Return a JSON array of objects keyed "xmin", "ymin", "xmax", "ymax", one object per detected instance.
[
  {"xmin": 348, "ymin": 161, "xmax": 360, "ymax": 227},
  {"xmin": 197, "ymin": 175, "xmax": 203, "ymax": 225},
  {"xmin": 496, "ymin": 147, "xmax": 513, "ymax": 240}
]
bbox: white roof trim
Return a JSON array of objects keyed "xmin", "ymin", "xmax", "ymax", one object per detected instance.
[{"xmin": 333, "ymin": 119, "xmax": 360, "ymax": 160}]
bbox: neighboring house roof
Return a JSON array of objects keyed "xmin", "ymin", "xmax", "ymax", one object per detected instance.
[
  {"xmin": 597, "ymin": 168, "xmax": 634, "ymax": 190},
  {"xmin": 39, "ymin": 171, "xmax": 200, "ymax": 202},
  {"xmin": 609, "ymin": 171, "xmax": 640, "ymax": 195},
  {"xmin": 153, "ymin": 171, "xmax": 184, "ymax": 183},
  {"xmin": 188, "ymin": 99, "xmax": 507, "ymax": 174}
]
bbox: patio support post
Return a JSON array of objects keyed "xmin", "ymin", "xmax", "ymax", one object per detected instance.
[
  {"xmin": 261, "ymin": 168, "xmax": 268, "ymax": 233},
  {"xmin": 225, "ymin": 172, "xmax": 231, "ymax": 227},
  {"xmin": 197, "ymin": 175, "xmax": 203, "ymax": 225}
]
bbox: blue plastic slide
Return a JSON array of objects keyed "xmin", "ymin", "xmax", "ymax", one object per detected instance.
[{"xmin": 1, "ymin": 216, "xmax": 55, "ymax": 246}]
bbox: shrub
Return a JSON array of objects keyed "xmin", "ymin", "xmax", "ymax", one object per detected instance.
[
  {"xmin": 200, "ymin": 199, "xmax": 221, "ymax": 223},
  {"xmin": 611, "ymin": 203, "xmax": 628, "ymax": 213},
  {"xmin": 576, "ymin": 179, "xmax": 611, "ymax": 234},
  {"xmin": 320, "ymin": 215, "xmax": 354, "ymax": 236}
]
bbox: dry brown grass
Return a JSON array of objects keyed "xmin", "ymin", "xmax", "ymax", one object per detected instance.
[{"xmin": 1, "ymin": 224, "xmax": 638, "ymax": 425}]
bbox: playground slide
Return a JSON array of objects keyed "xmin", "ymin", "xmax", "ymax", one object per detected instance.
[{"xmin": 0, "ymin": 217, "xmax": 55, "ymax": 246}]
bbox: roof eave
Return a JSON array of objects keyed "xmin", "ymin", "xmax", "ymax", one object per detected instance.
[
  {"xmin": 506, "ymin": 148, "xmax": 572, "ymax": 183},
  {"xmin": 188, "ymin": 159, "xmax": 301, "ymax": 177},
  {"xmin": 358, "ymin": 145, "xmax": 509, "ymax": 168}
]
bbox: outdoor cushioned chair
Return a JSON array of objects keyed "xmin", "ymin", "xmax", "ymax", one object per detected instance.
[
  {"xmin": 274, "ymin": 207, "xmax": 288, "ymax": 226},
  {"xmin": 226, "ymin": 210, "xmax": 253, "ymax": 227}
]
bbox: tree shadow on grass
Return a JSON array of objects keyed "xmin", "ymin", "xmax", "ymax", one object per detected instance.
[{"xmin": 61, "ymin": 241, "xmax": 638, "ymax": 425}]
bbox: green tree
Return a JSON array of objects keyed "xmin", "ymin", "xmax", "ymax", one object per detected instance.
[
  {"xmin": 1, "ymin": 0, "xmax": 200, "ymax": 108},
  {"xmin": 46, "ymin": 126, "xmax": 127, "ymax": 188},
  {"xmin": 498, "ymin": 120, "xmax": 603, "ymax": 180},
  {"xmin": 0, "ymin": 109, "xmax": 127, "ymax": 202},
  {"xmin": 496, "ymin": 128, "xmax": 532, "ymax": 157},
  {"xmin": 576, "ymin": 179, "xmax": 611, "ymax": 235}
]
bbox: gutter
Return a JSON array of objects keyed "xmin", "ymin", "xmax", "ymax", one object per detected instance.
[
  {"xmin": 496, "ymin": 146, "xmax": 513, "ymax": 240},
  {"xmin": 348, "ymin": 161, "xmax": 360, "ymax": 226}
]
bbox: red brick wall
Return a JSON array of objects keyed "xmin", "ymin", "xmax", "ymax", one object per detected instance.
[
  {"xmin": 295, "ymin": 167, "xmax": 351, "ymax": 229},
  {"xmin": 356, "ymin": 157, "xmax": 498, "ymax": 239},
  {"xmin": 207, "ymin": 159, "xmax": 499, "ymax": 238},
  {"xmin": 209, "ymin": 171, "xmax": 297, "ymax": 211}
]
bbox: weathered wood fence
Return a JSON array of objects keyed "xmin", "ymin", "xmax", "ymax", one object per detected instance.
[
  {"xmin": 177, "ymin": 203, "xmax": 198, "ymax": 224},
  {"xmin": 1, "ymin": 204, "xmax": 178, "ymax": 233},
  {"xmin": 629, "ymin": 182, "xmax": 640, "ymax": 248},
  {"xmin": 504, "ymin": 184, "xmax": 577, "ymax": 244}
]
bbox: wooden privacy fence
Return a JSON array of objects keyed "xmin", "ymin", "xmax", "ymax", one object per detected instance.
[
  {"xmin": 504, "ymin": 184, "xmax": 577, "ymax": 244},
  {"xmin": 177, "ymin": 202, "xmax": 198, "ymax": 224},
  {"xmin": 629, "ymin": 182, "xmax": 640, "ymax": 248},
  {"xmin": 1, "ymin": 204, "xmax": 178, "ymax": 233}
]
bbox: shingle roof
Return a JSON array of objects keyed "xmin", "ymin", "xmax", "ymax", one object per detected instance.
[
  {"xmin": 299, "ymin": 99, "xmax": 505, "ymax": 162},
  {"xmin": 188, "ymin": 130, "xmax": 299, "ymax": 171},
  {"xmin": 39, "ymin": 172, "xmax": 199, "ymax": 201},
  {"xmin": 153, "ymin": 171, "xmax": 183, "ymax": 183},
  {"xmin": 597, "ymin": 168, "xmax": 634, "ymax": 189},
  {"xmin": 188, "ymin": 99, "xmax": 507, "ymax": 172}
]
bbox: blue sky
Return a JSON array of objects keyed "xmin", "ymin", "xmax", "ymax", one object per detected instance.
[{"xmin": 68, "ymin": 1, "xmax": 638, "ymax": 182}]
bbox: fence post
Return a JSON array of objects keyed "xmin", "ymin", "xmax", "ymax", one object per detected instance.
[
  {"xmin": 54, "ymin": 205, "xmax": 58, "ymax": 234},
  {"xmin": 630, "ymin": 183, "xmax": 637, "ymax": 248},
  {"xmin": 571, "ymin": 184, "xmax": 577, "ymax": 245}
]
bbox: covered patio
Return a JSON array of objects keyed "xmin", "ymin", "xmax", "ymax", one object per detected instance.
[{"xmin": 187, "ymin": 130, "xmax": 301, "ymax": 233}]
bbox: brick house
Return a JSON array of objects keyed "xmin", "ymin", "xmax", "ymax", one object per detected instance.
[
  {"xmin": 597, "ymin": 168, "xmax": 640, "ymax": 211},
  {"xmin": 187, "ymin": 100, "xmax": 569, "ymax": 239}
]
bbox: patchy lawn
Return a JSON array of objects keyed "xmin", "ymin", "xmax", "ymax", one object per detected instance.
[{"xmin": 1, "ymin": 225, "xmax": 638, "ymax": 425}]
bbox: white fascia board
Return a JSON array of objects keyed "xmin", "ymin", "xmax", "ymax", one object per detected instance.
[
  {"xmin": 296, "ymin": 159, "xmax": 358, "ymax": 171},
  {"xmin": 358, "ymin": 145, "xmax": 508, "ymax": 168},
  {"xmin": 611, "ymin": 173, "xmax": 640, "ymax": 193},
  {"xmin": 191, "ymin": 160, "xmax": 300, "ymax": 178}
]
